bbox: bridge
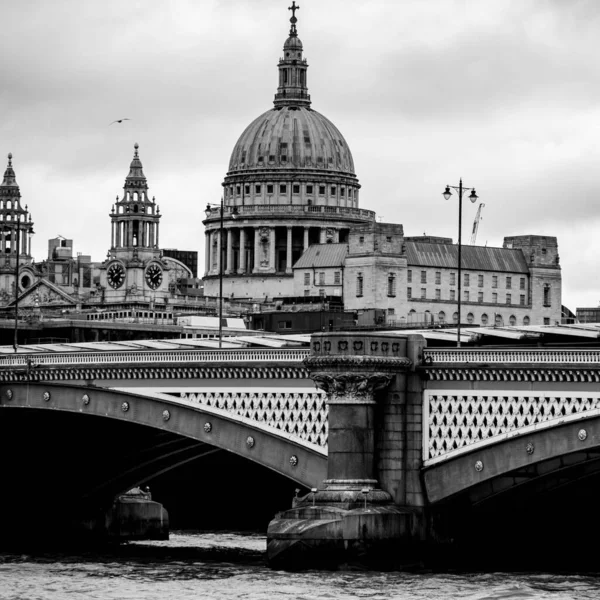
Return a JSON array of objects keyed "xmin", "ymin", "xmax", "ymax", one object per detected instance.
[{"xmin": 1, "ymin": 331, "xmax": 600, "ymax": 567}]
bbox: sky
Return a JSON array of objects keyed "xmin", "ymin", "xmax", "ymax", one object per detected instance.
[{"xmin": 1, "ymin": 0, "xmax": 599, "ymax": 311}]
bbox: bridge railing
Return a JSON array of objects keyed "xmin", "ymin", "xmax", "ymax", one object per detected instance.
[
  {"xmin": 0, "ymin": 348, "xmax": 311, "ymax": 369},
  {"xmin": 423, "ymin": 348, "xmax": 600, "ymax": 364}
]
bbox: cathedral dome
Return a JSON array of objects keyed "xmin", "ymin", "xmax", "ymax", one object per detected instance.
[{"xmin": 227, "ymin": 106, "xmax": 356, "ymax": 176}]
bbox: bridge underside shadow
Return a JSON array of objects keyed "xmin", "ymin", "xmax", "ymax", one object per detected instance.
[
  {"xmin": 0, "ymin": 409, "xmax": 310, "ymax": 547},
  {"xmin": 423, "ymin": 417, "xmax": 600, "ymax": 569}
]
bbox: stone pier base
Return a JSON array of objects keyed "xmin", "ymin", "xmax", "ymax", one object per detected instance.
[{"xmin": 267, "ymin": 490, "xmax": 421, "ymax": 570}]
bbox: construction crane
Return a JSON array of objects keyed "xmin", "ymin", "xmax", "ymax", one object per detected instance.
[{"xmin": 470, "ymin": 203, "xmax": 485, "ymax": 245}]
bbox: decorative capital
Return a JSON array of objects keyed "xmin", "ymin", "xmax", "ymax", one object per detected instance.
[{"xmin": 310, "ymin": 372, "xmax": 393, "ymax": 404}]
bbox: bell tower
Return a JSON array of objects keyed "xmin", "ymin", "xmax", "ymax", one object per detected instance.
[{"xmin": 109, "ymin": 143, "xmax": 161, "ymax": 262}]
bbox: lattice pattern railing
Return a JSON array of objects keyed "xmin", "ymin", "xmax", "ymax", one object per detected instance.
[
  {"xmin": 423, "ymin": 348, "xmax": 600, "ymax": 364},
  {"xmin": 424, "ymin": 391, "xmax": 600, "ymax": 464},
  {"xmin": 180, "ymin": 390, "xmax": 328, "ymax": 447},
  {"xmin": 0, "ymin": 348, "xmax": 310, "ymax": 369}
]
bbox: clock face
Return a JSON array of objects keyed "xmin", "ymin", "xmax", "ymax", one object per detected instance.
[
  {"xmin": 107, "ymin": 262, "xmax": 125, "ymax": 289},
  {"xmin": 145, "ymin": 263, "xmax": 163, "ymax": 290}
]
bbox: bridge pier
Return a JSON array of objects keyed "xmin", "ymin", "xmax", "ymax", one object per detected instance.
[{"xmin": 267, "ymin": 332, "xmax": 428, "ymax": 570}]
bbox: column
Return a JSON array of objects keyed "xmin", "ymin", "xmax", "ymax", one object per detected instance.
[
  {"xmin": 226, "ymin": 227, "xmax": 233, "ymax": 274},
  {"xmin": 216, "ymin": 230, "xmax": 222, "ymax": 274},
  {"xmin": 156, "ymin": 221, "xmax": 160, "ymax": 247},
  {"xmin": 319, "ymin": 228, "xmax": 326, "ymax": 243},
  {"xmin": 204, "ymin": 232, "xmax": 210, "ymax": 275},
  {"xmin": 286, "ymin": 226, "xmax": 293, "ymax": 273},
  {"xmin": 303, "ymin": 227, "xmax": 309, "ymax": 251},
  {"xmin": 269, "ymin": 227, "xmax": 276, "ymax": 272},
  {"xmin": 333, "ymin": 229, "xmax": 340, "ymax": 243},
  {"xmin": 239, "ymin": 228, "xmax": 247, "ymax": 274},
  {"xmin": 253, "ymin": 227, "xmax": 261, "ymax": 273}
]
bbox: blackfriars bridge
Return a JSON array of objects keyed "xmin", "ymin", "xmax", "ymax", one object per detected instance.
[{"xmin": 2, "ymin": 333, "xmax": 600, "ymax": 567}]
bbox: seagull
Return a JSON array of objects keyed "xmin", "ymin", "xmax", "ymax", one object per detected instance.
[{"xmin": 109, "ymin": 118, "xmax": 131, "ymax": 125}]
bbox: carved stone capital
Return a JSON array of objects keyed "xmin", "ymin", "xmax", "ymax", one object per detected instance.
[{"xmin": 310, "ymin": 371, "xmax": 393, "ymax": 404}]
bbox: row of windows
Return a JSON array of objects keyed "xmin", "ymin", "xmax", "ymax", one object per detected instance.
[
  {"xmin": 228, "ymin": 184, "xmax": 357, "ymax": 198},
  {"xmin": 407, "ymin": 287, "xmax": 531, "ymax": 305},
  {"xmin": 304, "ymin": 272, "xmax": 341, "ymax": 286},
  {"xmin": 407, "ymin": 270, "xmax": 527, "ymax": 290},
  {"xmin": 411, "ymin": 310, "xmax": 532, "ymax": 327}
]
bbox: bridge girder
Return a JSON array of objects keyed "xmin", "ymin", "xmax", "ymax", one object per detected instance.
[
  {"xmin": 424, "ymin": 414, "xmax": 600, "ymax": 504},
  {"xmin": 0, "ymin": 382, "xmax": 327, "ymax": 496}
]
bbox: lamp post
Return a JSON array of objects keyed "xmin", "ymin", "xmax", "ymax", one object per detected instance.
[
  {"xmin": 205, "ymin": 199, "xmax": 224, "ymax": 348},
  {"xmin": 442, "ymin": 180, "xmax": 478, "ymax": 347}
]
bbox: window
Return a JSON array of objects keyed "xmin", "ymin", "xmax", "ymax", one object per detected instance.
[
  {"xmin": 438, "ymin": 311, "xmax": 446, "ymax": 323},
  {"xmin": 319, "ymin": 288, "xmax": 325, "ymax": 297},
  {"xmin": 464, "ymin": 273, "xmax": 470, "ymax": 286},
  {"xmin": 359, "ymin": 236, "xmax": 365, "ymax": 245},
  {"xmin": 407, "ymin": 269, "xmax": 412, "ymax": 283},
  {"xmin": 464, "ymin": 291, "xmax": 469, "ymax": 302},
  {"xmin": 236, "ymin": 185, "xmax": 241, "ymax": 195},
  {"xmin": 520, "ymin": 277, "xmax": 525, "ymax": 290},
  {"xmin": 543, "ymin": 284, "xmax": 551, "ymax": 307},
  {"xmin": 481, "ymin": 313, "xmax": 489, "ymax": 325},
  {"xmin": 278, "ymin": 320, "xmax": 292, "ymax": 329},
  {"xmin": 450, "ymin": 272, "xmax": 456, "ymax": 286},
  {"xmin": 435, "ymin": 289, "xmax": 441, "ymax": 300},
  {"xmin": 407, "ymin": 287, "xmax": 412, "ymax": 299},
  {"xmin": 341, "ymin": 188, "xmax": 345, "ymax": 197},
  {"xmin": 319, "ymin": 272, "xmax": 325, "ymax": 285},
  {"xmin": 467, "ymin": 312, "xmax": 474, "ymax": 324},
  {"xmin": 279, "ymin": 184, "xmax": 287, "ymax": 194},
  {"xmin": 506, "ymin": 276, "xmax": 512, "ymax": 289},
  {"xmin": 330, "ymin": 186, "xmax": 336, "ymax": 195},
  {"xmin": 509, "ymin": 315, "xmax": 516, "ymax": 326},
  {"xmin": 267, "ymin": 184, "xmax": 274, "ymax": 194},
  {"xmin": 293, "ymin": 184, "xmax": 300, "ymax": 194},
  {"xmin": 421, "ymin": 271, "xmax": 427, "ymax": 284},
  {"xmin": 492, "ymin": 275, "xmax": 498, "ymax": 288},
  {"xmin": 544, "ymin": 317, "xmax": 550, "ymax": 325},
  {"xmin": 356, "ymin": 274, "xmax": 363, "ymax": 297},
  {"xmin": 244, "ymin": 185, "xmax": 250, "ymax": 195},
  {"xmin": 478, "ymin": 274, "xmax": 484, "ymax": 287},
  {"xmin": 304, "ymin": 289, "xmax": 310, "ymax": 297},
  {"xmin": 506, "ymin": 293, "xmax": 512, "ymax": 305},
  {"xmin": 520, "ymin": 294, "xmax": 525, "ymax": 306},
  {"xmin": 255, "ymin": 184, "xmax": 261, "ymax": 194},
  {"xmin": 495, "ymin": 314, "xmax": 503, "ymax": 326},
  {"xmin": 388, "ymin": 308, "xmax": 395, "ymax": 315},
  {"xmin": 304, "ymin": 272, "xmax": 310, "ymax": 285},
  {"xmin": 435, "ymin": 271, "xmax": 441, "ymax": 285},
  {"xmin": 319, "ymin": 185, "xmax": 325, "ymax": 195},
  {"xmin": 523, "ymin": 316, "xmax": 530, "ymax": 325},
  {"xmin": 334, "ymin": 271, "xmax": 341, "ymax": 285},
  {"xmin": 387, "ymin": 273, "xmax": 396, "ymax": 297},
  {"xmin": 492, "ymin": 292, "xmax": 498, "ymax": 303},
  {"xmin": 386, "ymin": 236, "xmax": 392, "ymax": 243},
  {"xmin": 307, "ymin": 185, "xmax": 313, "ymax": 194},
  {"xmin": 421, "ymin": 288, "xmax": 426, "ymax": 299},
  {"xmin": 478, "ymin": 291, "xmax": 483, "ymax": 303},
  {"xmin": 453, "ymin": 312, "xmax": 459, "ymax": 324},
  {"xmin": 269, "ymin": 155, "xmax": 275, "ymax": 162},
  {"xmin": 450, "ymin": 289, "xmax": 456, "ymax": 301}
]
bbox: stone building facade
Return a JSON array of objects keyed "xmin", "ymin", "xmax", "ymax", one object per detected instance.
[{"xmin": 293, "ymin": 222, "xmax": 562, "ymax": 327}]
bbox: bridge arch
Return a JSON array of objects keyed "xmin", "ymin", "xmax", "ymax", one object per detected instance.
[{"xmin": 0, "ymin": 382, "xmax": 327, "ymax": 501}]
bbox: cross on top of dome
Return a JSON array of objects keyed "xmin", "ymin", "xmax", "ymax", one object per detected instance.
[{"xmin": 288, "ymin": 2, "xmax": 299, "ymax": 36}]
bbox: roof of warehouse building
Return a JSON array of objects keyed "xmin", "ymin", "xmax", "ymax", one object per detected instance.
[
  {"xmin": 405, "ymin": 241, "xmax": 529, "ymax": 273},
  {"xmin": 293, "ymin": 243, "xmax": 348, "ymax": 269}
]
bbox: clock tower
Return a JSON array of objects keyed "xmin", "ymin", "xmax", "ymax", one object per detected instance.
[{"xmin": 102, "ymin": 143, "xmax": 172, "ymax": 302}]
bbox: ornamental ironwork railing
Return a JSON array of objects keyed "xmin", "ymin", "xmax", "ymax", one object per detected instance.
[
  {"xmin": 423, "ymin": 348, "xmax": 600, "ymax": 365},
  {"xmin": 424, "ymin": 390, "xmax": 600, "ymax": 465},
  {"xmin": 0, "ymin": 348, "xmax": 310, "ymax": 369},
  {"xmin": 179, "ymin": 389, "xmax": 328, "ymax": 448}
]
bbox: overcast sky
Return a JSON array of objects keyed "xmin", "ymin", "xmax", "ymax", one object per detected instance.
[{"xmin": 1, "ymin": 0, "xmax": 599, "ymax": 310}]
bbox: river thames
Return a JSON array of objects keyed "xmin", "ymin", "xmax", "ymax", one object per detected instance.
[{"xmin": 0, "ymin": 531, "xmax": 598, "ymax": 600}]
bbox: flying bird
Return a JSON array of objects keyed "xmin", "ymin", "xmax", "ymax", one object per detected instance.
[{"xmin": 109, "ymin": 118, "xmax": 131, "ymax": 125}]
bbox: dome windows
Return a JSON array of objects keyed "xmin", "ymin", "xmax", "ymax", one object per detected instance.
[
  {"xmin": 279, "ymin": 184, "xmax": 287, "ymax": 194},
  {"xmin": 293, "ymin": 184, "xmax": 300, "ymax": 194}
]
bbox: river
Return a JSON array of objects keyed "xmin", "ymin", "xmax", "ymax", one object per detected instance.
[{"xmin": 0, "ymin": 531, "xmax": 598, "ymax": 600}]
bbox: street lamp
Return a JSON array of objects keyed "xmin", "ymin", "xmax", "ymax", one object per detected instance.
[
  {"xmin": 205, "ymin": 199, "xmax": 224, "ymax": 348},
  {"xmin": 442, "ymin": 180, "xmax": 478, "ymax": 348}
]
